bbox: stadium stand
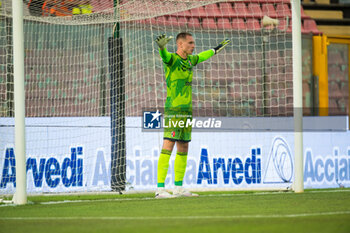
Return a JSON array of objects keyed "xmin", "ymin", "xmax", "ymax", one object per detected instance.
[
  {"xmin": 189, "ymin": 6, "xmax": 206, "ymax": 17},
  {"xmin": 187, "ymin": 17, "xmax": 201, "ymax": 29},
  {"xmin": 246, "ymin": 18, "xmax": 261, "ymax": 30},
  {"xmin": 277, "ymin": 18, "xmax": 292, "ymax": 32},
  {"xmin": 205, "ymin": 3, "xmax": 221, "ymax": 17},
  {"xmin": 158, "ymin": 1, "xmax": 321, "ymax": 34},
  {"xmin": 3, "ymin": 0, "xmax": 348, "ymax": 118},
  {"xmin": 302, "ymin": 0, "xmax": 350, "ymax": 35},
  {"xmin": 217, "ymin": 18, "xmax": 232, "ymax": 29},
  {"xmin": 276, "ymin": 3, "xmax": 291, "ymax": 17},
  {"xmin": 248, "ymin": 3, "xmax": 264, "ymax": 17},
  {"xmin": 262, "ymin": 3, "xmax": 278, "ymax": 18},
  {"xmin": 303, "ymin": 18, "xmax": 321, "ymax": 34},
  {"xmin": 231, "ymin": 18, "xmax": 246, "ymax": 30},
  {"xmin": 202, "ymin": 18, "xmax": 217, "ymax": 29},
  {"xmin": 219, "ymin": 2, "xmax": 235, "ymax": 17},
  {"xmin": 327, "ymin": 42, "xmax": 349, "ymax": 115},
  {"xmin": 233, "ymin": 2, "xmax": 250, "ymax": 17}
]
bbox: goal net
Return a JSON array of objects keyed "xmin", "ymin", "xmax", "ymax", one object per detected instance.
[{"xmin": 0, "ymin": 0, "xmax": 296, "ymax": 195}]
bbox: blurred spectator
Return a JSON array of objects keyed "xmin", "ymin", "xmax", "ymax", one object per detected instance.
[
  {"xmin": 28, "ymin": 0, "xmax": 45, "ymax": 16},
  {"xmin": 28, "ymin": 0, "xmax": 92, "ymax": 17},
  {"xmin": 72, "ymin": 0, "xmax": 92, "ymax": 15}
]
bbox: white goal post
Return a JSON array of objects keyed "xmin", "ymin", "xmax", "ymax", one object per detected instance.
[
  {"xmin": 12, "ymin": 0, "xmax": 27, "ymax": 205},
  {"xmin": 291, "ymin": 0, "xmax": 303, "ymax": 193}
]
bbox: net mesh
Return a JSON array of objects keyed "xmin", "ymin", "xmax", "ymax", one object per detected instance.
[{"xmin": 0, "ymin": 0, "xmax": 295, "ymax": 194}]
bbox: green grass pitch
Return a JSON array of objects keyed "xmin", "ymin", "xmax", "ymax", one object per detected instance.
[{"xmin": 0, "ymin": 189, "xmax": 349, "ymax": 233}]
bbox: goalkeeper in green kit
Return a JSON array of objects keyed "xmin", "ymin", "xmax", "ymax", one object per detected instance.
[{"xmin": 155, "ymin": 32, "xmax": 230, "ymax": 198}]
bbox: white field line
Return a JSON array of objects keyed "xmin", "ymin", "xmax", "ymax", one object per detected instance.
[
  {"xmin": 39, "ymin": 188, "xmax": 350, "ymax": 205},
  {"xmin": 0, "ymin": 188, "xmax": 349, "ymax": 207},
  {"xmin": 1, "ymin": 211, "xmax": 350, "ymax": 220}
]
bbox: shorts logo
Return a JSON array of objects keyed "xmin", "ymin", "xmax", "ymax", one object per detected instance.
[
  {"xmin": 143, "ymin": 110, "xmax": 162, "ymax": 129},
  {"xmin": 172, "ymin": 131, "xmax": 176, "ymax": 137}
]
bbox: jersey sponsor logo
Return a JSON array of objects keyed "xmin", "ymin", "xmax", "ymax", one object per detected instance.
[{"xmin": 143, "ymin": 110, "xmax": 162, "ymax": 129}]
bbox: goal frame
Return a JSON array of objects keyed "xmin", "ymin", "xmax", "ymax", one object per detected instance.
[{"xmin": 10, "ymin": 0, "xmax": 304, "ymax": 204}]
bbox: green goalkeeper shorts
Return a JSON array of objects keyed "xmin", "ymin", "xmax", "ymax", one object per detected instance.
[{"xmin": 163, "ymin": 113, "xmax": 192, "ymax": 142}]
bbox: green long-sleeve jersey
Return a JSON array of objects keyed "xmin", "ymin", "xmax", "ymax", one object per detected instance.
[{"xmin": 159, "ymin": 48, "xmax": 214, "ymax": 114}]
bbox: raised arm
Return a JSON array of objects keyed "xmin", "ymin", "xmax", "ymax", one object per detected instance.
[
  {"xmin": 156, "ymin": 34, "xmax": 173, "ymax": 64},
  {"xmin": 213, "ymin": 39, "xmax": 231, "ymax": 54},
  {"xmin": 197, "ymin": 49, "xmax": 215, "ymax": 64},
  {"xmin": 196, "ymin": 39, "xmax": 231, "ymax": 65},
  {"xmin": 159, "ymin": 48, "xmax": 172, "ymax": 64}
]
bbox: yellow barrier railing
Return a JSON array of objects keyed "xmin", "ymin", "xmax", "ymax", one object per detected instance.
[{"xmin": 313, "ymin": 35, "xmax": 350, "ymax": 128}]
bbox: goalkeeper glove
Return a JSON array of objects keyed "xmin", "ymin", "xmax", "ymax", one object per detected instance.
[
  {"xmin": 213, "ymin": 39, "xmax": 231, "ymax": 54},
  {"xmin": 155, "ymin": 34, "xmax": 173, "ymax": 50}
]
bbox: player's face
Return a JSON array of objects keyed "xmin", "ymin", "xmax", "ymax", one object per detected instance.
[{"xmin": 180, "ymin": 35, "xmax": 195, "ymax": 55}]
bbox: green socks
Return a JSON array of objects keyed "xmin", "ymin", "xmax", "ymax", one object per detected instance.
[
  {"xmin": 157, "ymin": 149, "xmax": 171, "ymax": 187},
  {"xmin": 174, "ymin": 152, "xmax": 188, "ymax": 186},
  {"xmin": 157, "ymin": 150, "xmax": 188, "ymax": 188}
]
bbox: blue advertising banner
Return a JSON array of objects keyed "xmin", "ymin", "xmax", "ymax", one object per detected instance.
[{"xmin": 0, "ymin": 117, "xmax": 349, "ymax": 194}]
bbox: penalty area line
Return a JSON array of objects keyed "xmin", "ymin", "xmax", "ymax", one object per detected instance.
[{"xmin": 1, "ymin": 211, "xmax": 350, "ymax": 220}]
